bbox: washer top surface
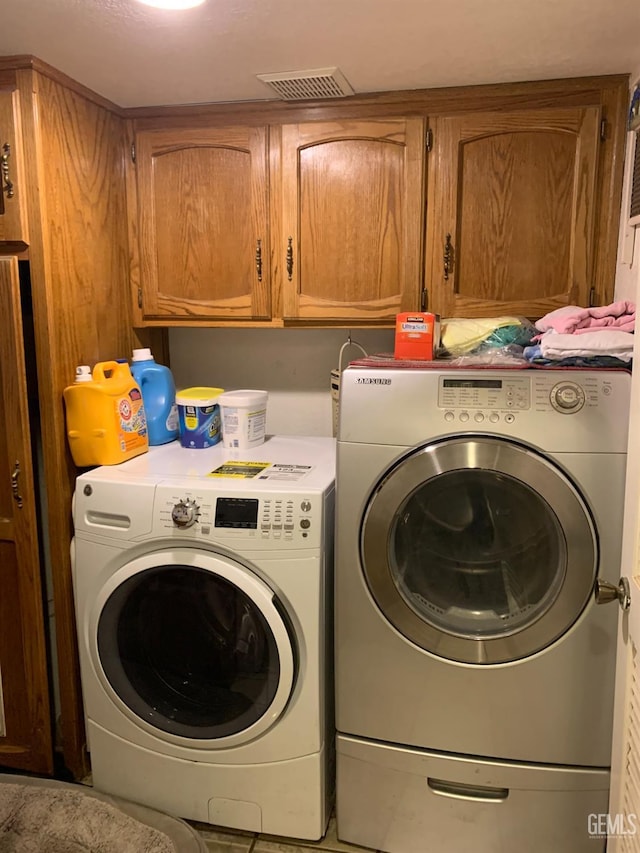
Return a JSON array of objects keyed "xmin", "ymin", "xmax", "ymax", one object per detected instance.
[{"xmin": 76, "ymin": 434, "xmax": 336, "ymax": 494}]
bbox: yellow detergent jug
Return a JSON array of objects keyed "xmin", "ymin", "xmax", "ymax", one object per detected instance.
[{"xmin": 63, "ymin": 361, "xmax": 149, "ymax": 466}]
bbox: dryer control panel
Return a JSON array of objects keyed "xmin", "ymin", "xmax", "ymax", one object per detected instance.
[{"xmin": 439, "ymin": 376, "xmax": 531, "ymax": 411}]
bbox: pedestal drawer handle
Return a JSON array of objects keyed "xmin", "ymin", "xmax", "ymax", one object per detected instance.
[{"xmin": 428, "ymin": 777, "xmax": 509, "ymax": 802}]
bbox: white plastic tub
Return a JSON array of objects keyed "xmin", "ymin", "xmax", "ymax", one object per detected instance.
[{"xmin": 218, "ymin": 390, "xmax": 268, "ymax": 450}]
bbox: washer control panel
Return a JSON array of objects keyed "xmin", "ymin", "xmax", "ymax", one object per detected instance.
[{"xmin": 158, "ymin": 487, "xmax": 321, "ymax": 547}]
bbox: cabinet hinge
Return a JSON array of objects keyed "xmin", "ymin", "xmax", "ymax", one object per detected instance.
[
  {"xmin": 589, "ymin": 287, "xmax": 596, "ymax": 308},
  {"xmin": 421, "ymin": 289, "xmax": 428, "ymax": 310},
  {"xmin": 131, "ymin": 142, "xmax": 136, "ymax": 163},
  {"xmin": 600, "ymin": 119, "xmax": 607, "ymax": 142},
  {"xmin": 137, "ymin": 287, "xmax": 142, "ymax": 309},
  {"xmin": 426, "ymin": 128, "xmax": 433, "ymax": 153}
]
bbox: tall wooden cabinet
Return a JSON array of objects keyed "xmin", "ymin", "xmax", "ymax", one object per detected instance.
[
  {"xmin": 0, "ymin": 257, "xmax": 52, "ymax": 775},
  {"xmin": 425, "ymin": 106, "xmax": 602, "ymax": 318},
  {"xmin": 0, "ymin": 57, "xmax": 164, "ymax": 780}
]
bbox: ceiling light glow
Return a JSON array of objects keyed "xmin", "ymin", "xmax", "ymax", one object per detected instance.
[{"xmin": 135, "ymin": 0, "xmax": 206, "ymax": 9}]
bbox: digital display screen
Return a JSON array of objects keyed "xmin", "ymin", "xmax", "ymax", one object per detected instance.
[
  {"xmin": 442, "ymin": 379, "xmax": 503, "ymax": 389},
  {"xmin": 214, "ymin": 498, "xmax": 259, "ymax": 529}
]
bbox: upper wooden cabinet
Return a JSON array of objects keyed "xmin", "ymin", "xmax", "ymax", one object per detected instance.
[
  {"xmin": 128, "ymin": 76, "xmax": 627, "ymax": 326},
  {"xmin": 278, "ymin": 118, "xmax": 425, "ymax": 323},
  {"xmin": 134, "ymin": 125, "xmax": 271, "ymax": 321},
  {"xmin": 424, "ymin": 106, "xmax": 602, "ymax": 318},
  {"xmin": 0, "ymin": 88, "xmax": 28, "ymax": 246}
]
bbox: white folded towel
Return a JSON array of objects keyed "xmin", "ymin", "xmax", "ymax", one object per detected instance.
[{"xmin": 539, "ymin": 330, "xmax": 635, "ymax": 362}]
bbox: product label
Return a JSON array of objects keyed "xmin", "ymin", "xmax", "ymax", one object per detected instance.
[
  {"xmin": 208, "ymin": 461, "xmax": 313, "ymax": 480},
  {"xmin": 247, "ymin": 408, "xmax": 267, "ymax": 441},
  {"xmin": 166, "ymin": 404, "xmax": 179, "ymax": 432},
  {"xmin": 116, "ymin": 389, "xmax": 147, "ymax": 451},
  {"xmin": 208, "ymin": 462, "xmax": 271, "ymax": 479}
]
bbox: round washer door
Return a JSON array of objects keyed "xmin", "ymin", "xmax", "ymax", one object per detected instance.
[
  {"xmin": 89, "ymin": 549, "xmax": 296, "ymax": 748},
  {"xmin": 361, "ymin": 436, "xmax": 598, "ymax": 664}
]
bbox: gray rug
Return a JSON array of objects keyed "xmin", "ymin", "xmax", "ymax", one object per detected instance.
[{"xmin": 0, "ymin": 774, "xmax": 207, "ymax": 853}]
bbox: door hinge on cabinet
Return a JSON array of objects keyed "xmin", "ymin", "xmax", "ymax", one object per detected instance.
[
  {"xmin": 131, "ymin": 142, "xmax": 136, "ymax": 163},
  {"xmin": 426, "ymin": 129, "xmax": 433, "ymax": 153},
  {"xmin": 589, "ymin": 286, "xmax": 596, "ymax": 307},
  {"xmin": 600, "ymin": 119, "xmax": 607, "ymax": 142},
  {"xmin": 137, "ymin": 287, "xmax": 142, "ymax": 309},
  {"xmin": 421, "ymin": 289, "xmax": 427, "ymax": 310}
]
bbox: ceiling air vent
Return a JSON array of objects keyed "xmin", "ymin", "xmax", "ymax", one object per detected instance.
[{"xmin": 256, "ymin": 67, "xmax": 354, "ymax": 101}]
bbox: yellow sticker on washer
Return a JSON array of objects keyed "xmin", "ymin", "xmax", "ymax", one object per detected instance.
[{"xmin": 208, "ymin": 462, "xmax": 270, "ymax": 478}]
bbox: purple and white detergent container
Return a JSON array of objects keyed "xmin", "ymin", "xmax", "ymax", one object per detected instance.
[{"xmin": 129, "ymin": 348, "xmax": 179, "ymax": 446}]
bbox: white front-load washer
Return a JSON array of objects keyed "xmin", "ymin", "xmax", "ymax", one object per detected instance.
[
  {"xmin": 334, "ymin": 366, "xmax": 630, "ymax": 853},
  {"xmin": 71, "ymin": 435, "xmax": 335, "ymax": 840}
]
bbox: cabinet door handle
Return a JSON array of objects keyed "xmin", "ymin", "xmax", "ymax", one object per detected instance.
[
  {"xmin": 11, "ymin": 460, "xmax": 23, "ymax": 509},
  {"xmin": 443, "ymin": 233, "xmax": 453, "ymax": 281},
  {"xmin": 286, "ymin": 236, "xmax": 294, "ymax": 281},
  {"xmin": 255, "ymin": 239, "xmax": 263, "ymax": 282},
  {"xmin": 1, "ymin": 143, "xmax": 14, "ymax": 200}
]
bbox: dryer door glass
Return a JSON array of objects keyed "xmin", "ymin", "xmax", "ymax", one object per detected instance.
[
  {"xmin": 97, "ymin": 564, "xmax": 290, "ymax": 740},
  {"xmin": 392, "ymin": 468, "xmax": 566, "ymax": 638},
  {"xmin": 361, "ymin": 436, "xmax": 597, "ymax": 664}
]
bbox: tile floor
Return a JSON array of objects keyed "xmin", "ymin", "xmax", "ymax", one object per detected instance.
[{"xmin": 188, "ymin": 815, "xmax": 376, "ymax": 853}]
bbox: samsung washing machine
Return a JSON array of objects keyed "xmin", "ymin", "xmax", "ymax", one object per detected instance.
[
  {"xmin": 71, "ymin": 435, "xmax": 335, "ymax": 840},
  {"xmin": 334, "ymin": 366, "xmax": 630, "ymax": 853}
]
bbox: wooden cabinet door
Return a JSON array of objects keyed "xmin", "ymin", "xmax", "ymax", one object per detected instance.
[
  {"xmin": 0, "ymin": 89, "xmax": 28, "ymax": 246},
  {"xmin": 0, "ymin": 257, "xmax": 53, "ymax": 775},
  {"xmin": 279, "ymin": 118, "xmax": 426, "ymax": 322},
  {"xmin": 425, "ymin": 107, "xmax": 601, "ymax": 318},
  {"xmin": 136, "ymin": 126, "xmax": 270, "ymax": 321}
]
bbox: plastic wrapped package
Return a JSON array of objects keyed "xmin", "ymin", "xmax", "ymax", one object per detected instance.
[{"xmin": 440, "ymin": 316, "xmax": 537, "ymax": 357}]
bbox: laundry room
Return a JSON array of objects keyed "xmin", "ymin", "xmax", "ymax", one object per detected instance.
[{"xmin": 1, "ymin": 2, "xmax": 640, "ymax": 853}]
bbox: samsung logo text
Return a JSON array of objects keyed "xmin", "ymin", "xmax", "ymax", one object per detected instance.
[{"xmin": 356, "ymin": 378, "xmax": 392, "ymax": 385}]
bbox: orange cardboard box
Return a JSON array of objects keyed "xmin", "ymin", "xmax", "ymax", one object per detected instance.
[{"xmin": 394, "ymin": 312, "xmax": 441, "ymax": 360}]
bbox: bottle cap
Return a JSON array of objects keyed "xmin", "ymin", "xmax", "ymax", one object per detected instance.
[
  {"xmin": 75, "ymin": 365, "xmax": 92, "ymax": 383},
  {"xmin": 132, "ymin": 348, "xmax": 153, "ymax": 362}
]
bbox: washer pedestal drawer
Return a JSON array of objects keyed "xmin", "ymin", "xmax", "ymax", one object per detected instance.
[{"xmin": 336, "ymin": 735, "xmax": 609, "ymax": 853}]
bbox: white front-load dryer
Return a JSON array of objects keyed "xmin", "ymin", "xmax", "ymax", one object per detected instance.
[{"xmin": 72, "ymin": 435, "xmax": 335, "ymax": 840}]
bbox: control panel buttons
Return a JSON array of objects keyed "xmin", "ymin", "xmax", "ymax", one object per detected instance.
[
  {"xmin": 301, "ymin": 500, "xmax": 311, "ymax": 512},
  {"xmin": 550, "ymin": 381, "xmax": 585, "ymax": 414},
  {"xmin": 459, "ymin": 412, "xmax": 470, "ymax": 423},
  {"xmin": 474, "ymin": 412, "xmax": 485, "ymax": 423},
  {"xmin": 300, "ymin": 518, "xmax": 311, "ymax": 530},
  {"xmin": 171, "ymin": 498, "xmax": 201, "ymax": 528}
]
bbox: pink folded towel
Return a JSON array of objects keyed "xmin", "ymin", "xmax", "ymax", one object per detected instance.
[{"xmin": 535, "ymin": 301, "xmax": 636, "ymax": 335}]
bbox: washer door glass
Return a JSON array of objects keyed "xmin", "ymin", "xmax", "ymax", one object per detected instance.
[
  {"xmin": 361, "ymin": 437, "xmax": 597, "ymax": 664},
  {"xmin": 96, "ymin": 556, "xmax": 294, "ymax": 742}
]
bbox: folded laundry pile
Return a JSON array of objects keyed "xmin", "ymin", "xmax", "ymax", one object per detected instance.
[{"xmin": 525, "ymin": 301, "xmax": 636, "ymax": 367}]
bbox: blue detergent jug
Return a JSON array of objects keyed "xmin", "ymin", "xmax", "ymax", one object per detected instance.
[{"xmin": 130, "ymin": 348, "xmax": 179, "ymax": 445}]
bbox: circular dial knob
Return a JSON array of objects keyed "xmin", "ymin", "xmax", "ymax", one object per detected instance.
[
  {"xmin": 171, "ymin": 498, "xmax": 200, "ymax": 528},
  {"xmin": 550, "ymin": 381, "xmax": 585, "ymax": 414}
]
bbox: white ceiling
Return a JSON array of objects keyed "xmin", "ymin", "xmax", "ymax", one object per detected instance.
[{"xmin": 2, "ymin": 0, "xmax": 640, "ymax": 108}]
